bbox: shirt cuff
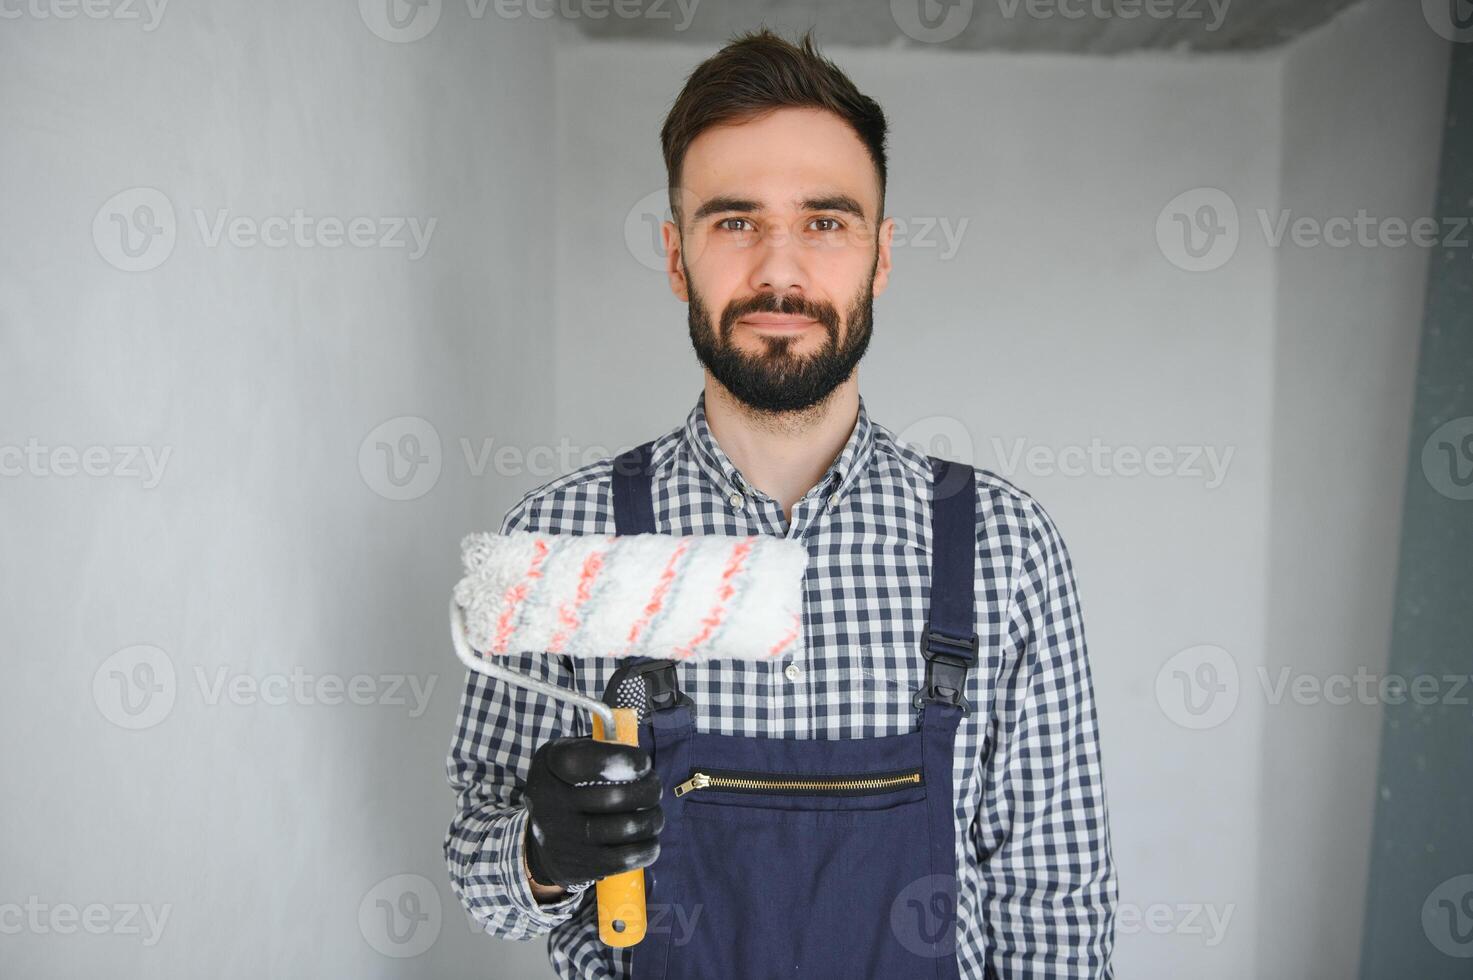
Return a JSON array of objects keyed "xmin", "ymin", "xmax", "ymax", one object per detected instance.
[{"xmin": 501, "ymin": 807, "xmax": 592, "ymax": 923}]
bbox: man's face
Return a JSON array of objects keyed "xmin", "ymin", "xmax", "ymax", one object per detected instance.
[{"xmin": 664, "ymin": 107, "xmax": 894, "ymax": 414}]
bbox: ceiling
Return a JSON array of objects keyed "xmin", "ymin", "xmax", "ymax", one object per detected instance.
[{"xmin": 559, "ymin": 0, "xmax": 1366, "ymax": 54}]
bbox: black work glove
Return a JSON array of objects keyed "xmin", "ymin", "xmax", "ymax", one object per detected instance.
[{"xmin": 522, "ymin": 735, "xmax": 664, "ymax": 889}]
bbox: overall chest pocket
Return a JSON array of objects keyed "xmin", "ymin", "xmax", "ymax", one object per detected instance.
[{"xmin": 634, "ymin": 749, "xmax": 958, "ymax": 980}]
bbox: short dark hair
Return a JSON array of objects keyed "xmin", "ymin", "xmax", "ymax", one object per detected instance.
[{"xmin": 659, "ymin": 26, "xmax": 889, "ymax": 232}]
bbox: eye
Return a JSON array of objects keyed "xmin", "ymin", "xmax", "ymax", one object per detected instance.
[
  {"xmin": 810, "ymin": 217, "xmax": 844, "ymax": 233},
  {"xmin": 717, "ymin": 217, "xmax": 754, "ymax": 232}
]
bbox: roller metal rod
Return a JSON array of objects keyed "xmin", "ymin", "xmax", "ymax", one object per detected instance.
[{"xmin": 449, "ymin": 598, "xmax": 618, "ymax": 730}]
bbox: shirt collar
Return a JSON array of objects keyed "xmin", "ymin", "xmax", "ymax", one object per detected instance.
[{"xmin": 681, "ymin": 388, "xmax": 876, "ymax": 507}]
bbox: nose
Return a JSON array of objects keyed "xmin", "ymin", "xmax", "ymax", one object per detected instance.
[{"xmin": 747, "ymin": 226, "xmax": 808, "ymax": 298}]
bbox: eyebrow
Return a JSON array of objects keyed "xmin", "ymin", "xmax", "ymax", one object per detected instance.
[{"xmin": 690, "ymin": 194, "xmax": 869, "ymax": 224}]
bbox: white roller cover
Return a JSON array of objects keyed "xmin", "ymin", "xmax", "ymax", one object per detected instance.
[{"xmin": 454, "ymin": 531, "xmax": 809, "ymax": 662}]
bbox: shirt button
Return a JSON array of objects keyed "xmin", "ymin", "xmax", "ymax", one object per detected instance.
[
  {"xmin": 728, "ymin": 492, "xmax": 743, "ymax": 509},
  {"xmin": 828, "ymin": 493, "xmax": 839, "ymax": 507},
  {"xmin": 784, "ymin": 662, "xmax": 802, "ymax": 681}
]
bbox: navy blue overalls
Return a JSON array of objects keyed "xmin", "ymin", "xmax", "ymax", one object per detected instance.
[{"xmin": 606, "ymin": 440, "xmax": 980, "ymax": 980}]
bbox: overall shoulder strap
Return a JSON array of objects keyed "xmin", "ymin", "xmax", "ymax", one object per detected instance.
[
  {"xmin": 611, "ymin": 440, "xmax": 657, "ymax": 535},
  {"xmin": 913, "ymin": 456, "xmax": 980, "ymax": 714}
]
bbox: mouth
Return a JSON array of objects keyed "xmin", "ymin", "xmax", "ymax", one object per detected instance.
[{"xmin": 739, "ymin": 315, "xmax": 819, "ymax": 333}]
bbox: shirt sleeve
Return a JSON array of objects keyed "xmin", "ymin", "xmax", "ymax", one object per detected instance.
[
  {"xmin": 970, "ymin": 498, "xmax": 1118, "ymax": 978},
  {"xmin": 442, "ymin": 499, "xmax": 594, "ymax": 940}
]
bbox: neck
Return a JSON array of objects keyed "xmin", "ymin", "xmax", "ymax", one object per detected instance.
[{"xmin": 702, "ymin": 375, "xmax": 860, "ymax": 520}]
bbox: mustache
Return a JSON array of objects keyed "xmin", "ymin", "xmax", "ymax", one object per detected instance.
[{"xmin": 723, "ymin": 293, "xmax": 838, "ymax": 330}]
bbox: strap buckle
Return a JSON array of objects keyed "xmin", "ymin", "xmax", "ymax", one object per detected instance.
[
  {"xmin": 601, "ymin": 658, "xmax": 694, "ymax": 718},
  {"xmin": 912, "ymin": 618, "xmax": 978, "ymax": 715}
]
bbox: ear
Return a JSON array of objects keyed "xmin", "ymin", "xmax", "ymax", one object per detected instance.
[
  {"xmin": 872, "ymin": 215, "xmax": 895, "ymax": 298},
  {"xmin": 664, "ymin": 219, "xmax": 688, "ymax": 302}
]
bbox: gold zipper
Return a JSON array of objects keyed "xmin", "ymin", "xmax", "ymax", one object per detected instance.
[{"xmin": 674, "ymin": 769, "xmax": 922, "ymax": 798}]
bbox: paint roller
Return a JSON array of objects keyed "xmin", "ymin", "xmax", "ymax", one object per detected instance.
[{"xmin": 448, "ymin": 529, "xmax": 809, "ymax": 947}]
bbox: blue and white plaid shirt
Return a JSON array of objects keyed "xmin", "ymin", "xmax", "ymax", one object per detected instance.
[{"xmin": 444, "ymin": 389, "xmax": 1117, "ymax": 978}]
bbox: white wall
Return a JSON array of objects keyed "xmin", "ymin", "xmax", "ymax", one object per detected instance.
[
  {"xmin": 1259, "ymin": 2, "xmax": 1449, "ymax": 977},
  {"xmin": 1, "ymin": 3, "xmax": 565, "ymax": 977},
  {"xmin": 0, "ymin": 0, "xmax": 1448, "ymax": 977}
]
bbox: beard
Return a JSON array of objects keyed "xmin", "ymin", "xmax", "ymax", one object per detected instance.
[{"xmin": 686, "ymin": 258, "xmax": 876, "ymax": 415}]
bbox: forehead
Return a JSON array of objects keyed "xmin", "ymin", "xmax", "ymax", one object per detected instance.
[{"xmin": 680, "ymin": 106, "xmax": 879, "ymax": 216}]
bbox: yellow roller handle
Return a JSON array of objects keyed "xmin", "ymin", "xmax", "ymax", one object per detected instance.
[{"xmin": 590, "ymin": 706, "xmax": 647, "ymax": 947}]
